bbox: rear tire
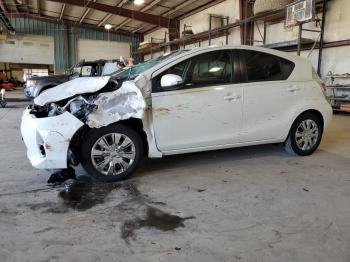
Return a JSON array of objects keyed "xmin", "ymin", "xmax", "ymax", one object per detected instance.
[
  {"xmin": 284, "ymin": 113, "xmax": 323, "ymax": 156},
  {"xmin": 80, "ymin": 124, "xmax": 143, "ymax": 182}
]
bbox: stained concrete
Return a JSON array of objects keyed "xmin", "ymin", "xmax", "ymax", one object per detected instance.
[{"xmin": 0, "ymin": 99, "xmax": 349, "ymax": 262}]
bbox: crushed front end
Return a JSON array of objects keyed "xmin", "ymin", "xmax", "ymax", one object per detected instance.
[{"xmin": 20, "ymin": 76, "xmax": 146, "ymax": 173}]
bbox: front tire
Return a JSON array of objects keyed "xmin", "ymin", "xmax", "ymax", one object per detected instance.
[
  {"xmin": 284, "ymin": 113, "xmax": 323, "ymax": 156},
  {"xmin": 80, "ymin": 124, "xmax": 143, "ymax": 182}
]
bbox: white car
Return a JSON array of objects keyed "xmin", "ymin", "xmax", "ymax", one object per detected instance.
[{"xmin": 21, "ymin": 46, "xmax": 332, "ymax": 182}]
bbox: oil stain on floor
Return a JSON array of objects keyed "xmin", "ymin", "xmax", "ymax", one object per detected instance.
[{"xmin": 24, "ymin": 176, "xmax": 195, "ymax": 243}]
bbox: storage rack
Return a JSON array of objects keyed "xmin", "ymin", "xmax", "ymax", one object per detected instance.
[
  {"xmin": 137, "ymin": 0, "xmax": 329, "ymax": 75},
  {"xmin": 326, "ymin": 71, "xmax": 350, "ymax": 112}
]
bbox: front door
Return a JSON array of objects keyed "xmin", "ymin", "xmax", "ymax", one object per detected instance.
[{"xmin": 151, "ymin": 50, "xmax": 243, "ymax": 152}]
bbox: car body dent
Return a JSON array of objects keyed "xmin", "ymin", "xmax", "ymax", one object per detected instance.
[{"xmin": 86, "ymin": 81, "xmax": 146, "ymax": 128}]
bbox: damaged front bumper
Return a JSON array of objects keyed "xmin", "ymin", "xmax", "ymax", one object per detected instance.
[{"xmin": 21, "ymin": 107, "xmax": 84, "ymax": 169}]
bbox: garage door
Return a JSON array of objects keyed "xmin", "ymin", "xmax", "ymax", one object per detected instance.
[
  {"xmin": 0, "ymin": 35, "xmax": 54, "ymax": 64},
  {"xmin": 77, "ymin": 39, "xmax": 131, "ymax": 61}
]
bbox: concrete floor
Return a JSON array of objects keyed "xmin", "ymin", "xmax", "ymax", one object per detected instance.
[{"xmin": 0, "ymin": 96, "xmax": 350, "ymax": 262}]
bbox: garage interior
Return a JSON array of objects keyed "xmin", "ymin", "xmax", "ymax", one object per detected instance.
[{"xmin": 0, "ymin": 0, "xmax": 350, "ymax": 261}]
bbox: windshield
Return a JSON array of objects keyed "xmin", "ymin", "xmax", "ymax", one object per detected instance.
[{"xmin": 113, "ymin": 49, "xmax": 189, "ymax": 79}]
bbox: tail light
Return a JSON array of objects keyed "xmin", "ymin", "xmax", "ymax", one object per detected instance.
[
  {"xmin": 312, "ymin": 68, "xmax": 326, "ymax": 94},
  {"xmin": 319, "ymin": 82, "xmax": 326, "ymax": 92}
]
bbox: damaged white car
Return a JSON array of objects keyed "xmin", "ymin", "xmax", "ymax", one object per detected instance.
[{"xmin": 21, "ymin": 46, "xmax": 332, "ymax": 181}]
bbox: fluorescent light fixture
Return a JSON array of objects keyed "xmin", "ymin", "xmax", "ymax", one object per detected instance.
[
  {"xmin": 134, "ymin": 0, "xmax": 145, "ymax": 5},
  {"xmin": 104, "ymin": 24, "xmax": 112, "ymax": 30},
  {"xmin": 209, "ymin": 67, "xmax": 222, "ymax": 73}
]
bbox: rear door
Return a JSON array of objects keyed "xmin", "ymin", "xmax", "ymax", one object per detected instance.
[
  {"xmin": 238, "ymin": 50, "xmax": 299, "ymax": 142},
  {"xmin": 151, "ymin": 50, "xmax": 243, "ymax": 152}
]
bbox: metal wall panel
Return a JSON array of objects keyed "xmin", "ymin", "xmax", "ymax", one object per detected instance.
[{"xmin": 8, "ymin": 18, "xmax": 140, "ymax": 71}]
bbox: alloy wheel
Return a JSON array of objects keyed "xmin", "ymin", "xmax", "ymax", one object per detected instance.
[{"xmin": 91, "ymin": 133, "xmax": 136, "ymax": 176}]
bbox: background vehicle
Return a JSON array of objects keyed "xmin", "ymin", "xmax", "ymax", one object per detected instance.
[
  {"xmin": 24, "ymin": 59, "xmax": 119, "ymax": 99},
  {"xmin": 21, "ymin": 46, "xmax": 332, "ymax": 182},
  {"xmin": 0, "ymin": 81, "xmax": 15, "ymax": 91}
]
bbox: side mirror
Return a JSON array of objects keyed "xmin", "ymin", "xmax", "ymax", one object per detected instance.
[{"xmin": 161, "ymin": 74, "xmax": 183, "ymax": 88}]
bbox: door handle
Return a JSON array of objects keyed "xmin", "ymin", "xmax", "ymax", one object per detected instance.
[
  {"xmin": 287, "ymin": 85, "xmax": 301, "ymax": 92},
  {"xmin": 224, "ymin": 94, "xmax": 241, "ymax": 101}
]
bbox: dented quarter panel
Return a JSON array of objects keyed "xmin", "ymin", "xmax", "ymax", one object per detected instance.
[{"xmin": 34, "ymin": 76, "xmax": 110, "ymax": 106}]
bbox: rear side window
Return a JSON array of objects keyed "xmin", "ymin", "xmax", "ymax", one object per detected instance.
[{"xmin": 240, "ymin": 50, "xmax": 295, "ymax": 82}]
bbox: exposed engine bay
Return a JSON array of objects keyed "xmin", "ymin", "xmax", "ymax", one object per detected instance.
[{"xmin": 29, "ymin": 76, "xmax": 146, "ymax": 129}]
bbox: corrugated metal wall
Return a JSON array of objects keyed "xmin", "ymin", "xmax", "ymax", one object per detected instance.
[{"xmin": 9, "ymin": 18, "xmax": 140, "ymax": 71}]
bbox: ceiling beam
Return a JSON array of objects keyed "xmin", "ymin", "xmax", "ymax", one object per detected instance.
[
  {"xmin": 114, "ymin": 0, "xmax": 162, "ymax": 31},
  {"xmin": 0, "ymin": 8, "xmax": 15, "ymax": 32},
  {"xmin": 0, "ymin": 0, "xmax": 8, "ymax": 13},
  {"xmin": 79, "ymin": 0, "xmax": 96, "ymax": 24},
  {"xmin": 12, "ymin": 0, "xmax": 19, "ymax": 12},
  {"xmin": 9, "ymin": 12, "xmax": 143, "ymax": 39},
  {"xmin": 48, "ymin": 0, "xmax": 176, "ymax": 28},
  {"xmin": 97, "ymin": 0, "xmax": 127, "ymax": 27},
  {"xmin": 37, "ymin": 0, "xmax": 40, "ymax": 15},
  {"xmin": 133, "ymin": 0, "xmax": 197, "ymax": 33},
  {"xmin": 59, "ymin": 3, "xmax": 65, "ymax": 20}
]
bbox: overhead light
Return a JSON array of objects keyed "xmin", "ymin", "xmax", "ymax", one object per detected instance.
[
  {"xmin": 104, "ymin": 24, "xmax": 112, "ymax": 30},
  {"xmin": 134, "ymin": 0, "xmax": 145, "ymax": 5},
  {"xmin": 209, "ymin": 67, "xmax": 222, "ymax": 72}
]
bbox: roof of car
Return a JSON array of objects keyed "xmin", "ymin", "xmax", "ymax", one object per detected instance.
[{"xmin": 182, "ymin": 45, "xmax": 303, "ymax": 62}]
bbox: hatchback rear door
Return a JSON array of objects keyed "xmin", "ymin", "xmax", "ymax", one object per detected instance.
[{"xmin": 238, "ymin": 49, "xmax": 300, "ymax": 142}]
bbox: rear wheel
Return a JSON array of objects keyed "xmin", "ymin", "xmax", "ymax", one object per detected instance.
[
  {"xmin": 284, "ymin": 113, "xmax": 323, "ymax": 156},
  {"xmin": 80, "ymin": 124, "xmax": 143, "ymax": 182}
]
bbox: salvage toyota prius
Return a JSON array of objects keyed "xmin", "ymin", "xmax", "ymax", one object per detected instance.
[{"xmin": 21, "ymin": 46, "xmax": 332, "ymax": 181}]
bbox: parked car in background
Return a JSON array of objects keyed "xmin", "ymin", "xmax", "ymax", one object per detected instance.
[
  {"xmin": 21, "ymin": 46, "xmax": 332, "ymax": 182},
  {"xmin": 0, "ymin": 80, "xmax": 15, "ymax": 91},
  {"xmin": 24, "ymin": 59, "xmax": 119, "ymax": 99}
]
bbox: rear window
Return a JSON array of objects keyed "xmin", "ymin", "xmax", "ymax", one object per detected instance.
[{"xmin": 240, "ymin": 50, "xmax": 295, "ymax": 82}]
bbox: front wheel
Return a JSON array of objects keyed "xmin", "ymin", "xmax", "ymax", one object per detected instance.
[
  {"xmin": 80, "ymin": 124, "xmax": 143, "ymax": 182},
  {"xmin": 284, "ymin": 113, "xmax": 323, "ymax": 156}
]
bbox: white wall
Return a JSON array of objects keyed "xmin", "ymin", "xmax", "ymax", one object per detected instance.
[
  {"xmin": 255, "ymin": 0, "xmax": 350, "ymax": 77},
  {"xmin": 144, "ymin": 0, "xmax": 350, "ymax": 77},
  {"xmin": 179, "ymin": 0, "xmax": 241, "ymax": 48},
  {"xmin": 77, "ymin": 39, "xmax": 131, "ymax": 61},
  {"xmin": 0, "ymin": 35, "xmax": 54, "ymax": 65},
  {"xmin": 143, "ymin": 28, "xmax": 170, "ymax": 60}
]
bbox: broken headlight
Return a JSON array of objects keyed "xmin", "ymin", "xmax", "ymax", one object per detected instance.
[{"xmin": 47, "ymin": 96, "xmax": 97, "ymax": 121}]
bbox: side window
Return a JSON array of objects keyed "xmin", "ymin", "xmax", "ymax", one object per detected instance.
[
  {"xmin": 152, "ymin": 60, "xmax": 189, "ymax": 91},
  {"xmin": 185, "ymin": 50, "xmax": 232, "ymax": 87},
  {"xmin": 240, "ymin": 50, "xmax": 294, "ymax": 82}
]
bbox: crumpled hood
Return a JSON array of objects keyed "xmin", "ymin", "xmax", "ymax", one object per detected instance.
[
  {"xmin": 29, "ymin": 74, "xmax": 68, "ymax": 81},
  {"xmin": 34, "ymin": 76, "xmax": 110, "ymax": 106}
]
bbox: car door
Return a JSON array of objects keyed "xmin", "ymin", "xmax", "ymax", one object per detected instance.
[
  {"xmin": 238, "ymin": 49, "xmax": 300, "ymax": 142},
  {"xmin": 151, "ymin": 50, "xmax": 243, "ymax": 152}
]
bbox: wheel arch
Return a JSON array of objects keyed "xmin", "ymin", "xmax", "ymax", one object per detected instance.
[
  {"xmin": 292, "ymin": 109, "xmax": 325, "ymax": 132},
  {"xmin": 112, "ymin": 118, "xmax": 149, "ymax": 156}
]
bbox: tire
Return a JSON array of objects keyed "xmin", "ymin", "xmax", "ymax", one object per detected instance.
[
  {"xmin": 284, "ymin": 112, "xmax": 323, "ymax": 156},
  {"xmin": 80, "ymin": 124, "xmax": 143, "ymax": 182}
]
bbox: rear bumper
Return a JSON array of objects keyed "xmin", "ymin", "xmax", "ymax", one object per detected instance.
[
  {"xmin": 20, "ymin": 108, "xmax": 84, "ymax": 169},
  {"xmin": 320, "ymin": 101, "xmax": 333, "ymax": 131}
]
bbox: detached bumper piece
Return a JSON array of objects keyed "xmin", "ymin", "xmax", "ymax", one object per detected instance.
[{"xmin": 20, "ymin": 108, "xmax": 84, "ymax": 169}]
